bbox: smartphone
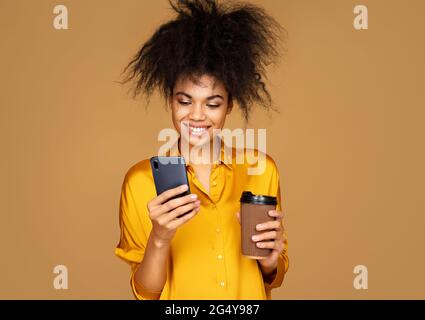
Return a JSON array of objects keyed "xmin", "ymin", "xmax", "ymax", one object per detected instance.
[{"xmin": 150, "ymin": 156, "xmax": 192, "ymax": 216}]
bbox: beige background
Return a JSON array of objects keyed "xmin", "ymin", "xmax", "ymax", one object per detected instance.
[{"xmin": 0, "ymin": 0, "xmax": 424, "ymax": 299}]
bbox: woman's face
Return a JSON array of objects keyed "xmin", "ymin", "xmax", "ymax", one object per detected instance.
[{"xmin": 170, "ymin": 74, "xmax": 233, "ymax": 147}]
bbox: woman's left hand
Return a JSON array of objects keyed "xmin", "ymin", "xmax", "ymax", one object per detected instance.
[{"xmin": 236, "ymin": 210, "xmax": 286, "ymax": 276}]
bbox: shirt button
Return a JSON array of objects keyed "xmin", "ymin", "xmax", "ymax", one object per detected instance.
[
  {"xmin": 217, "ymin": 254, "xmax": 223, "ymax": 260},
  {"xmin": 212, "ymin": 181, "xmax": 217, "ymax": 187},
  {"xmin": 211, "ymin": 204, "xmax": 216, "ymax": 208},
  {"xmin": 216, "ymin": 228, "xmax": 221, "ymax": 233},
  {"xmin": 220, "ymin": 281, "xmax": 225, "ymax": 287}
]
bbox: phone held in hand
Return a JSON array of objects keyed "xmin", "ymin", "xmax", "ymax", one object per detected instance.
[{"xmin": 150, "ymin": 156, "xmax": 191, "ymax": 214}]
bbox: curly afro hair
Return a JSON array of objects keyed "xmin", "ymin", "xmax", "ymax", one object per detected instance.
[{"xmin": 120, "ymin": 0, "xmax": 284, "ymax": 121}]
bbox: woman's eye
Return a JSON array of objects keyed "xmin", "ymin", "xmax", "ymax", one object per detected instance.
[
  {"xmin": 207, "ymin": 104, "xmax": 220, "ymax": 108},
  {"xmin": 178, "ymin": 101, "xmax": 191, "ymax": 106}
]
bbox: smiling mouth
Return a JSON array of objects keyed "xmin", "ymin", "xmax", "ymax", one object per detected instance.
[{"xmin": 183, "ymin": 123, "xmax": 211, "ymax": 136}]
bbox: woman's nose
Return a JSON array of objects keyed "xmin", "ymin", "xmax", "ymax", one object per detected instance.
[{"xmin": 189, "ymin": 104, "xmax": 206, "ymax": 121}]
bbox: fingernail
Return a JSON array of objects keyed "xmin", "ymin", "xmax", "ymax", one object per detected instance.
[
  {"xmin": 256, "ymin": 242, "xmax": 263, "ymax": 247},
  {"xmin": 181, "ymin": 184, "xmax": 188, "ymax": 191},
  {"xmin": 190, "ymin": 194, "xmax": 197, "ymax": 199},
  {"xmin": 195, "ymin": 200, "xmax": 200, "ymax": 205},
  {"xmin": 256, "ymin": 224, "xmax": 263, "ymax": 231},
  {"xmin": 252, "ymin": 235, "xmax": 259, "ymax": 241}
]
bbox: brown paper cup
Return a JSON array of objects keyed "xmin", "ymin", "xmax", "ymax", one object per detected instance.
[{"xmin": 240, "ymin": 192, "xmax": 277, "ymax": 259}]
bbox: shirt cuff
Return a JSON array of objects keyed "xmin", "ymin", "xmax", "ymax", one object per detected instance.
[
  {"xmin": 264, "ymin": 251, "xmax": 289, "ymax": 293},
  {"xmin": 131, "ymin": 266, "xmax": 163, "ymax": 300}
]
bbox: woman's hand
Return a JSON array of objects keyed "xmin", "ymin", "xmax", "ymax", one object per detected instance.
[
  {"xmin": 147, "ymin": 184, "xmax": 200, "ymax": 245},
  {"xmin": 236, "ymin": 210, "xmax": 286, "ymax": 277}
]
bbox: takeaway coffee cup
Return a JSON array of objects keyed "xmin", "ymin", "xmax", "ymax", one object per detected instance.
[{"xmin": 240, "ymin": 191, "xmax": 277, "ymax": 259}]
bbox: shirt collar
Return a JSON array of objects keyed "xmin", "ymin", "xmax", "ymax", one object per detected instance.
[{"xmin": 166, "ymin": 135, "xmax": 233, "ymax": 170}]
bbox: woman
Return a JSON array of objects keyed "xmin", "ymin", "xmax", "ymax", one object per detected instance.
[{"xmin": 115, "ymin": 0, "xmax": 288, "ymax": 300}]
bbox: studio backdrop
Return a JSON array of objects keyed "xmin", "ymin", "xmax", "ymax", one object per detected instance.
[{"xmin": 0, "ymin": 0, "xmax": 424, "ymax": 299}]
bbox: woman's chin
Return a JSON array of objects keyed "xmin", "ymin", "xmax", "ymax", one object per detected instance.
[
  {"xmin": 189, "ymin": 134, "xmax": 210, "ymax": 146},
  {"xmin": 181, "ymin": 131, "xmax": 212, "ymax": 147}
]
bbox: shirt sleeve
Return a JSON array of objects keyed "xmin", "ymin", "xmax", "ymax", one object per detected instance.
[
  {"xmin": 263, "ymin": 157, "xmax": 289, "ymax": 297},
  {"xmin": 115, "ymin": 176, "xmax": 162, "ymax": 300}
]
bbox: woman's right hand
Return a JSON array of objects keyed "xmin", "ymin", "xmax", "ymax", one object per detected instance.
[{"xmin": 147, "ymin": 184, "xmax": 200, "ymax": 245}]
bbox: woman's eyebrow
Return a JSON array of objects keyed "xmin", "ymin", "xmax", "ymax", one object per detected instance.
[
  {"xmin": 175, "ymin": 92, "xmax": 192, "ymax": 99},
  {"xmin": 175, "ymin": 92, "xmax": 224, "ymax": 100},
  {"xmin": 206, "ymin": 95, "xmax": 224, "ymax": 101}
]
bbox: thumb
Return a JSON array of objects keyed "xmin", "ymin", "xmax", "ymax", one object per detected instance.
[{"xmin": 236, "ymin": 212, "xmax": 241, "ymax": 224}]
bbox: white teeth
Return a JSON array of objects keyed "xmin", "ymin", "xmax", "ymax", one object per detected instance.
[{"xmin": 188, "ymin": 126, "xmax": 208, "ymax": 136}]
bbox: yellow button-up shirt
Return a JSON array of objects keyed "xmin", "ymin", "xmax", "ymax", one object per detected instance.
[{"xmin": 115, "ymin": 140, "xmax": 289, "ymax": 299}]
